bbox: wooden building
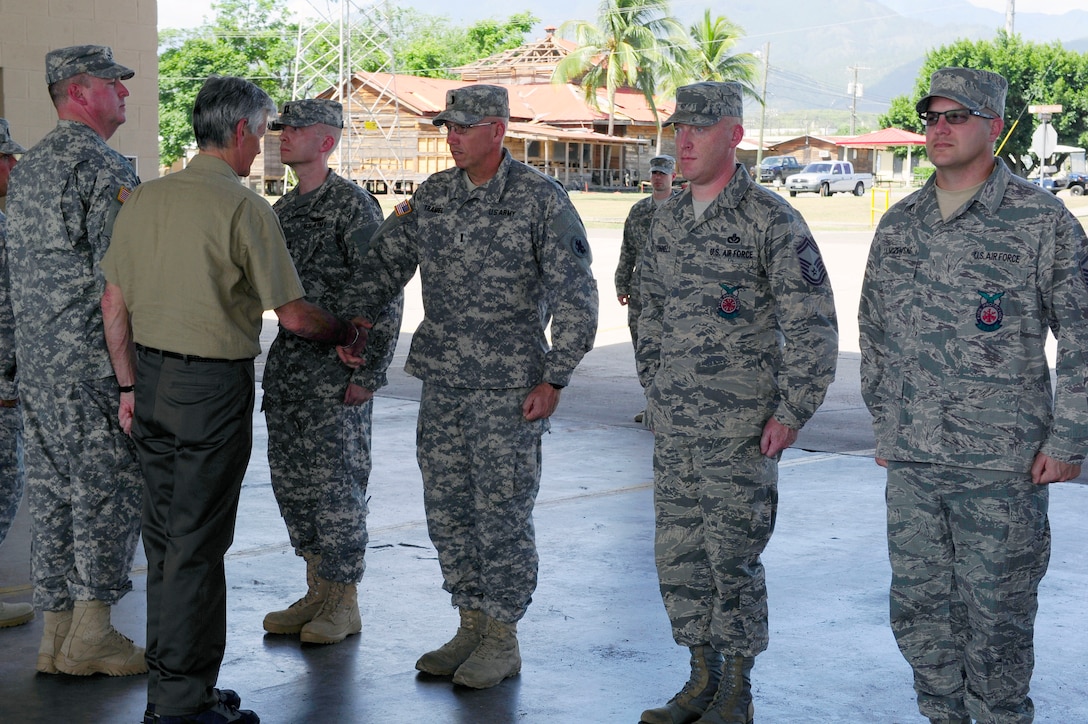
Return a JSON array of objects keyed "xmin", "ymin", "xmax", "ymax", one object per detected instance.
[{"xmin": 264, "ymin": 28, "xmax": 671, "ymax": 194}]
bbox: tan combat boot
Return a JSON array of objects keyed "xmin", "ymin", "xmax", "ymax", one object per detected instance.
[
  {"xmin": 415, "ymin": 608, "xmax": 484, "ymax": 676},
  {"xmin": 36, "ymin": 608, "xmax": 73, "ymax": 674},
  {"xmin": 693, "ymin": 655, "xmax": 755, "ymax": 724},
  {"xmin": 299, "ymin": 581, "xmax": 361, "ymax": 644},
  {"xmin": 451, "ymin": 617, "xmax": 521, "ymax": 689},
  {"xmin": 263, "ymin": 554, "xmax": 329, "ymax": 634},
  {"xmin": 640, "ymin": 645, "xmax": 724, "ymax": 724},
  {"xmin": 56, "ymin": 600, "xmax": 147, "ymax": 676},
  {"xmin": 0, "ymin": 600, "xmax": 34, "ymax": 628}
]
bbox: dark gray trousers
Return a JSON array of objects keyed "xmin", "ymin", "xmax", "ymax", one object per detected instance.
[{"xmin": 133, "ymin": 348, "xmax": 254, "ymax": 717}]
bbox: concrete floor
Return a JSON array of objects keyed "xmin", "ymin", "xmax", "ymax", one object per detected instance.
[{"xmin": 1, "ymin": 227, "xmax": 1086, "ymax": 724}]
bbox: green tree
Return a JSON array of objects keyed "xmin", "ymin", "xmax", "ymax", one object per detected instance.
[
  {"xmin": 880, "ymin": 32, "xmax": 1088, "ymax": 174},
  {"xmin": 158, "ymin": 0, "xmax": 296, "ymax": 167},
  {"xmin": 552, "ymin": 0, "xmax": 686, "ymax": 138}
]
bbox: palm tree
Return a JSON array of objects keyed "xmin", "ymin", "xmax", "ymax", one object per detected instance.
[
  {"xmin": 552, "ymin": 0, "xmax": 685, "ymax": 139},
  {"xmin": 673, "ymin": 10, "xmax": 760, "ymax": 100}
]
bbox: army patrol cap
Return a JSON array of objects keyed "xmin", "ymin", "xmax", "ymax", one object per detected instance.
[
  {"xmin": 433, "ymin": 85, "xmax": 509, "ymax": 127},
  {"xmin": 45, "ymin": 44, "xmax": 135, "ymax": 86},
  {"xmin": 916, "ymin": 67, "xmax": 1008, "ymax": 116},
  {"xmin": 270, "ymin": 99, "xmax": 344, "ymax": 130},
  {"xmin": 649, "ymin": 155, "xmax": 675, "ymax": 174},
  {"xmin": 664, "ymin": 82, "xmax": 744, "ymax": 126},
  {"xmin": 0, "ymin": 118, "xmax": 25, "ymax": 156}
]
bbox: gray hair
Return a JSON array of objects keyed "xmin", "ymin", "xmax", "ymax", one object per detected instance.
[{"xmin": 192, "ymin": 76, "xmax": 277, "ymax": 150}]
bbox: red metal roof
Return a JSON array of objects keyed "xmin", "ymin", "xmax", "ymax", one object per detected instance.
[
  {"xmin": 838, "ymin": 127, "xmax": 926, "ymax": 147},
  {"xmin": 348, "ymin": 72, "xmax": 673, "ymax": 128}
]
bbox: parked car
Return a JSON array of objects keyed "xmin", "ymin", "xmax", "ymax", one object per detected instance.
[
  {"xmin": 757, "ymin": 155, "xmax": 803, "ymax": 184},
  {"xmin": 786, "ymin": 161, "xmax": 873, "ymax": 197},
  {"xmin": 1064, "ymin": 172, "xmax": 1088, "ymax": 196},
  {"xmin": 1030, "ymin": 176, "xmax": 1066, "ymax": 194}
]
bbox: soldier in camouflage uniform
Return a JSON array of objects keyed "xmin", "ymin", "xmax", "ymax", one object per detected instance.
[
  {"xmin": 5, "ymin": 46, "xmax": 146, "ymax": 676},
  {"xmin": 0, "ymin": 118, "xmax": 33, "ymax": 630},
  {"xmin": 637, "ymin": 82, "xmax": 838, "ymax": 724},
  {"xmin": 616, "ymin": 154, "xmax": 678, "ymax": 423},
  {"xmin": 859, "ymin": 68, "xmax": 1088, "ymax": 724},
  {"xmin": 261, "ymin": 99, "xmax": 404, "ymax": 645},
  {"xmin": 355, "ymin": 84, "xmax": 598, "ymax": 689}
]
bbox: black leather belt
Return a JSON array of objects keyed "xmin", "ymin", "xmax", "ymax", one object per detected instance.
[{"xmin": 136, "ymin": 344, "xmax": 242, "ymax": 364}]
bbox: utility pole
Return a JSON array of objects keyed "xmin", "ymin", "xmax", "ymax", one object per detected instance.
[
  {"xmin": 755, "ymin": 42, "xmax": 770, "ymax": 181},
  {"xmin": 1006, "ymin": 0, "xmax": 1015, "ymax": 35},
  {"xmin": 848, "ymin": 65, "xmax": 866, "ymax": 136}
]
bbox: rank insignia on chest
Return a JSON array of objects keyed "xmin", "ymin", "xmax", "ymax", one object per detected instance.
[
  {"xmin": 975, "ymin": 290, "xmax": 1004, "ymax": 332},
  {"xmin": 718, "ymin": 283, "xmax": 742, "ymax": 319}
]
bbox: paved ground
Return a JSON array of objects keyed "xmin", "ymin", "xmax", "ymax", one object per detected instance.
[{"xmin": 0, "ymin": 224, "xmax": 1086, "ymax": 723}]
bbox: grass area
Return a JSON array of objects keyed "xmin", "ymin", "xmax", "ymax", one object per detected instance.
[{"xmin": 377, "ymin": 185, "xmax": 1088, "ymax": 232}]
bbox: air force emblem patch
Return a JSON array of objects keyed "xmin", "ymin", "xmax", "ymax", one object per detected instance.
[
  {"xmin": 718, "ymin": 283, "xmax": 742, "ymax": 319},
  {"xmin": 975, "ymin": 290, "xmax": 1005, "ymax": 332}
]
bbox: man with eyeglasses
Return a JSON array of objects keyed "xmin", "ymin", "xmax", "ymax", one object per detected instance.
[
  {"xmin": 860, "ymin": 67, "xmax": 1088, "ymax": 724},
  {"xmin": 637, "ymin": 81, "xmax": 837, "ymax": 724},
  {"xmin": 354, "ymin": 84, "xmax": 598, "ymax": 689}
]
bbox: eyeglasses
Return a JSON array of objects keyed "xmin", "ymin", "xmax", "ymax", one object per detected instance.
[
  {"xmin": 442, "ymin": 121, "xmax": 498, "ymax": 136},
  {"xmin": 919, "ymin": 108, "xmax": 996, "ymax": 126}
]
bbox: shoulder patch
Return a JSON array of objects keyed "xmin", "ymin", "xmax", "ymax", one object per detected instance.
[
  {"xmin": 394, "ymin": 199, "xmax": 412, "ymax": 217},
  {"xmin": 116, "ymin": 186, "xmax": 131, "ymax": 204},
  {"xmin": 570, "ymin": 235, "xmax": 589, "ymax": 258}
]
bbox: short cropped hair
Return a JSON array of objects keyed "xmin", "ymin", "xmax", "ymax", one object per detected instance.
[{"xmin": 192, "ymin": 76, "xmax": 277, "ymax": 151}]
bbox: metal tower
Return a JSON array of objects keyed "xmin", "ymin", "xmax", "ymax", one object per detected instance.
[{"xmin": 292, "ymin": 0, "xmax": 405, "ymax": 194}]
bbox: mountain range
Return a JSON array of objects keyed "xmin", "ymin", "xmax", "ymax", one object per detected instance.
[{"xmin": 426, "ymin": 0, "xmax": 1088, "ymax": 117}]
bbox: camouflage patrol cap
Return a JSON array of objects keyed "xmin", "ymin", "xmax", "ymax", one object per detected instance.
[
  {"xmin": 432, "ymin": 85, "xmax": 509, "ymax": 127},
  {"xmin": 0, "ymin": 118, "xmax": 26, "ymax": 156},
  {"xmin": 270, "ymin": 99, "xmax": 344, "ymax": 130},
  {"xmin": 649, "ymin": 155, "xmax": 675, "ymax": 174},
  {"xmin": 45, "ymin": 45, "xmax": 135, "ymax": 86},
  {"xmin": 916, "ymin": 67, "xmax": 1008, "ymax": 116},
  {"xmin": 664, "ymin": 82, "xmax": 744, "ymax": 126}
]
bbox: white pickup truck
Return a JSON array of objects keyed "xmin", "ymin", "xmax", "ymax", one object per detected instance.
[{"xmin": 786, "ymin": 161, "xmax": 873, "ymax": 197}]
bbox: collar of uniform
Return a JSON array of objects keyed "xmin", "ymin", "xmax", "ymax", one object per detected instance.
[
  {"xmin": 278, "ymin": 168, "xmax": 337, "ymax": 212},
  {"xmin": 455, "ymin": 147, "xmax": 514, "ymax": 204},
  {"xmin": 187, "ymin": 152, "xmax": 249, "ymax": 182},
  {"xmin": 685, "ymin": 162, "xmax": 751, "ymax": 216},
  {"xmin": 722, "ymin": 162, "xmax": 754, "ymax": 208},
  {"xmin": 56, "ymin": 118, "xmax": 104, "ymax": 140},
  {"xmin": 909, "ymin": 156, "xmax": 1009, "ymax": 221}
]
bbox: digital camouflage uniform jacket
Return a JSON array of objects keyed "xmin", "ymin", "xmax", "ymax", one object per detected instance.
[
  {"xmin": 859, "ymin": 159, "xmax": 1088, "ymax": 472},
  {"xmin": 358, "ymin": 149, "xmax": 598, "ymax": 389},
  {"xmin": 0, "ymin": 210, "xmax": 15, "ymax": 399},
  {"xmin": 637, "ymin": 164, "xmax": 838, "ymax": 438},
  {"xmin": 615, "ymin": 191, "xmax": 680, "ymax": 300},
  {"xmin": 6, "ymin": 120, "xmax": 139, "ymax": 384},
  {"xmin": 264, "ymin": 171, "xmax": 403, "ymax": 401}
]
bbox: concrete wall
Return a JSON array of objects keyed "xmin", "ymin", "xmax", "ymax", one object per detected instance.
[{"xmin": 0, "ymin": 0, "xmax": 159, "ymax": 180}]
